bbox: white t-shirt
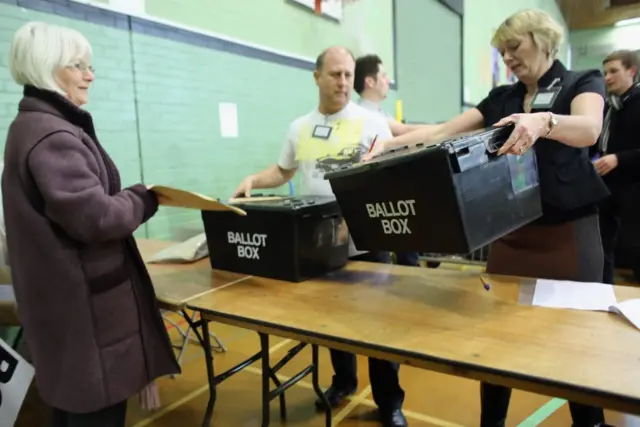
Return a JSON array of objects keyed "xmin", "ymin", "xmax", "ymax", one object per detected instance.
[
  {"xmin": 356, "ymin": 97, "xmax": 394, "ymax": 120},
  {"xmin": 277, "ymin": 101, "xmax": 392, "ymax": 256}
]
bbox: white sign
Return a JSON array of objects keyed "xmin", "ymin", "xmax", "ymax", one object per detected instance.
[
  {"xmin": 68, "ymin": 0, "xmax": 146, "ymax": 16},
  {"xmin": 109, "ymin": 0, "xmax": 145, "ymax": 15},
  {"xmin": 228, "ymin": 232, "xmax": 267, "ymax": 260},
  {"xmin": 0, "ymin": 338, "xmax": 35, "ymax": 427},
  {"xmin": 366, "ymin": 200, "xmax": 417, "ymax": 235},
  {"xmin": 218, "ymin": 102, "xmax": 239, "ymax": 139}
]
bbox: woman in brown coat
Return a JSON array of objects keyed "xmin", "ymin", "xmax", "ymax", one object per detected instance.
[{"xmin": 1, "ymin": 21, "xmax": 180, "ymax": 426}]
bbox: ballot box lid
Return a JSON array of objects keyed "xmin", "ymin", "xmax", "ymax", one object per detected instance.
[
  {"xmin": 324, "ymin": 124, "xmax": 515, "ymax": 179},
  {"xmin": 227, "ymin": 194, "xmax": 338, "ymax": 213}
]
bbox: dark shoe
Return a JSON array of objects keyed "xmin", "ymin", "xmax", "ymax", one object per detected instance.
[
  {"xmin": 380, "ymin": 409, "xmax": 408, "ymax": 427},
  {"xmin": 314, "ymin": 385, "xmax": 357, "ymax": 410}
]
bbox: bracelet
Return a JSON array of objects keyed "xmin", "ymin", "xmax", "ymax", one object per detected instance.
[{"xmin": 543, "ymin": 112, "xmax": 558, "ymax": 138}]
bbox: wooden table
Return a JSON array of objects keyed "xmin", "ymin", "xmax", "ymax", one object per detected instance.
[
  {"xmin": 138, "ymin": 239, "xmax": 250, "ymax": 312},
  {"xmin": 145, "ymin": 240, "xmax": 640, "ymax": 426}
]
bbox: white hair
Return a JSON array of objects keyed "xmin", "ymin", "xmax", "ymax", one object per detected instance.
[{"xmin": 9, "ymin": 21, "xmax": 92, "ymax": 96}]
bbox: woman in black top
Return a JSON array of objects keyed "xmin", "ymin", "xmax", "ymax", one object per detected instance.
[{"xmin": 366, "ymin": 9, "xmax": 609, "ymax": 427}]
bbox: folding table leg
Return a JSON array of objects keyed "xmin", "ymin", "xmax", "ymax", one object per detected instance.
[{"xmin": 162, "ymin": 310, "xmax": 226, "ymax": 378}]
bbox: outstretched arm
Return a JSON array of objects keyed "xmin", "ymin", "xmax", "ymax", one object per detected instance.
[
  {"xmin": 29, "ymin": 131, "xmax": 158, "ymax": 243},
  {"xmin": 364, "ymin": 108, "xmax": 486, "ymax": 159}
]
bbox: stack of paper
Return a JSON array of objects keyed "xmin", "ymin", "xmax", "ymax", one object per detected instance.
[
  {"xmin": 532, "ymin": 279, "xmax": 640, "ymax": 331},
  {"xmin": 609, "ymin": 299, "xmax": 640, "ymax": 330},
  {"xmin": 532, "ymin": 279, "xmax": 617, "ymax": 312}
]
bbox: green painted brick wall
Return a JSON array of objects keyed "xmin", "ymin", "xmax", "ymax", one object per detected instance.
[
  {"xmin": 132, "ymin": 32, "xmax": 315, "ymax": 239},
  {"xmin": 0, "ymin": 2, "xmax": 147, "ymax": 232},
  {"xmin": 132, "ymin": 29, "xmax": 399, "ymax": 239},
  {"xmin": 0, "ymin": 4, "xmax": 141, "ymax": 184},
  {"xmin": 144, "ymin": 0, "xmax": 396, "ymax": 81},
  {"xmin": 0, "ymin": 2, "xmax": 399, "ymax": 241},
  {"xmin": 0, "ymin": 0, "xmax": 570, "ymax": 242}
]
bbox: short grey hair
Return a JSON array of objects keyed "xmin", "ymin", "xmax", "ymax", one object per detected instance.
[{"xmin": 10, "ymin": 21, "xmax": 92, "ymax": 96}]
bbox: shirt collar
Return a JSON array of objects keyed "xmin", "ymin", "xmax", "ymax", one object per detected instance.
[
  {"xmin": 515, "ymin": 59, "xmax": 567, "ymax": 93},
  {"xmin": 357, "ymin": 98, "xmax": 381, "ymax": 109}
]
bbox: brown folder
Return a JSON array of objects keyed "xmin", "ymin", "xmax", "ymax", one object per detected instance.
[{"xmin": 148, "ymin": 185, "xmax": 247, "ymax": 216}]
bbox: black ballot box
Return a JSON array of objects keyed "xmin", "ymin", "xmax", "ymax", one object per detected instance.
[
  {"xmin": 201, "ymin": 195, "xmax": 349, "ymax": 282},
  {"xmin": 323, "ymin": 125, "xmax": 543, "ymax": 255}
]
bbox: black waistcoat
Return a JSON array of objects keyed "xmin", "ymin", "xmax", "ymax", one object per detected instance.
[{"xmin": 477, "ymin": 60, "xmax": 610, "ymax": 224}]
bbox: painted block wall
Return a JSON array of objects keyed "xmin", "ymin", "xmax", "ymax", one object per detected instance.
[
  {"xmin": 0, "ymin": 4, "xmax": 141, "ymax": 188},
  {"xmin": 0, "ymin": 0, "xmax": 569, "ymax": 241},
  {"xmin": 0, "ymin": 0, "xmax": 400, "ymax": 241},
  {"xmin": 570, "ymin": 24, "xmax": 640, "ymax": 72},
  {"xmin": 395, "ymin": 0, "xmax": 462, "ymax": 124},
  {"xmin": 464, "ymin": 0, "xmax": 569, "ymax": 105},
  {"xmin": 144, "ymin": 0, "xmax": 396, "ymax": 81}
]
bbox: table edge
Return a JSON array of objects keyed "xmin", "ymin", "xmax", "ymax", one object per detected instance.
[{"xmin": 188, "ymin": 305, "xmax": 640, "ymax": 413}]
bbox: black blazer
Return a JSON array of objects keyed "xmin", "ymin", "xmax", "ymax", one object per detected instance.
[
  {"xmin": 592, "ymin": 89, "xmax": 640, "ymax": 191},
  {"xmin": 476, "ymin": 60, "xmax": 610, "ymax": 224}
]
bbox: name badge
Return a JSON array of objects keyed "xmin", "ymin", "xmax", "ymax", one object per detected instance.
[
  {"xmin": 531, "ymin": 87, "xmax": 561, "ymax": 109},
  {"xmin": 312, "ymin": 125, "xmax": 332, "ymax": 140}
]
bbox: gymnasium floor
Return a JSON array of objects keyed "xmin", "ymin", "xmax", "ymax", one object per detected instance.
[{"xmin": 16, "ymin": 263, "xmax": 640, "ymax": 427}]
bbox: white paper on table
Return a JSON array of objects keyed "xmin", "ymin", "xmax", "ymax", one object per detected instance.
[
  {"xmin": 218, "ymin": 102, "xmax": 238, "ymax": 138},
  {"xmin": 532, "ymin": 279, "xmax": 618, "ymax": 312},
  {"xmin": 609, "ymin": 298, "xmax": 640, "ymax": 330}
]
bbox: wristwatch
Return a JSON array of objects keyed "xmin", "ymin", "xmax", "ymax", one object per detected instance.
[{"xmin": 544, "ymin": 112, "xmax": 558, "ymax": 138}]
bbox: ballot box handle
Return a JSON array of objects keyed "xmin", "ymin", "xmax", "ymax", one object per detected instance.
[{"xmin": 485, "ymin": 124, "xmax": 515, "ymax": 155}]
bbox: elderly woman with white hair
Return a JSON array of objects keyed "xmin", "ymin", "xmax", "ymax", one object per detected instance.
[
  {"xmin": 366, "ymin": 9, "xmax": 611, "ymax": 427},
  {"xmin": 1, "ymin": 21, "xmax": 179, "ymax": 427}
]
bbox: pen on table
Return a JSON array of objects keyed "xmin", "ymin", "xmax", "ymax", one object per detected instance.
[
  {"xmin": 368, "ymin": 134, "xmax": 378, "ymax": 153},
  {"xmin": 480, "ymin": 275, "xmax": 491, "ymax": 291}
]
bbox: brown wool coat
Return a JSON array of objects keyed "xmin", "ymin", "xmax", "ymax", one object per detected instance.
[{"xmin": 1, "ymin": 85, "xmax": 180, "ymax": 413}]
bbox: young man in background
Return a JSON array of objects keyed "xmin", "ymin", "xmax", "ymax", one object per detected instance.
[{"xmin": 593, "ymin": 49, "xmax": 640, "ymax": 283}]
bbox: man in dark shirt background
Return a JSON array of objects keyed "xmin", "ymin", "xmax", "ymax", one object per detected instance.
[{"xmin": 592, "ymin": 49, "xmax": 640, "ymax": 284}]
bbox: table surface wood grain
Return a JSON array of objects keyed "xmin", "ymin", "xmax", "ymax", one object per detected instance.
[{"xmin": 141, "ymin": 238, "xmax": 640, "ymax": 415}]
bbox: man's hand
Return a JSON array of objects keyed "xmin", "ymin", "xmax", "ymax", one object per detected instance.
[
  {"xmin": 232, "ymin": 175, "xmax": 257, "ymax": 198},
  {"xmin": 361, "ymin": 140, "xmax": 387, "ymax": 161},
  {"xmin": 594, "ymin": 154, "xmax": 618, "ymax": 176},
  {"xmin": 336, "ymin": 219, "xmax": 349, "ymax": 245}
]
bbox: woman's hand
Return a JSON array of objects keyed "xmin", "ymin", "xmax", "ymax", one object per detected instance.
[{"xmin": 494, "ymin": 113, "xmax": 549, "ymax": 156}]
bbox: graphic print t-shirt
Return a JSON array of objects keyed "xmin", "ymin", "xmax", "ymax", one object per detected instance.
[
  {"xmin": 277, "ymin": 101, "xmax": 392, "ymax": 196},
  {"xmin": 277, "ymin": 101, "xmax": 392, "ymax": 256}
]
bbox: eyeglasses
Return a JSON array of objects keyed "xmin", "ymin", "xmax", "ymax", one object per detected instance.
[{"xmin": 67, "ymin": 63, "xmax": 95, "ymax": 73}]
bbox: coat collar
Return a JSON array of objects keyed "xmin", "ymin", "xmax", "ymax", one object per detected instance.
[
  {"xmin": 19, "ymin": 85, "xmax": 97, "ymax": 138},
  {"xmin": 514, "ymin": 59, "xmax": 568, "ymax": 94}
]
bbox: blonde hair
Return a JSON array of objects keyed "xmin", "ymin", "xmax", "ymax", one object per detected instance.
[
  {"xmin": 9, "ymin": 21, "xmax": 92, "ymax": 96},
  {"xmin": 491, "ymin": 9, "xmax": 564, "ymax": 59}
]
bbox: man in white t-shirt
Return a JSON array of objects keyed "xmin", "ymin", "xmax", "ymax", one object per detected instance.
[
  {"xmin": 233, "ymin": 46, "xmax": 407, "ymax": 427},
  {"xmin": 354, "ymin": 54, "xmax": 423, "ymax": 268}
]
